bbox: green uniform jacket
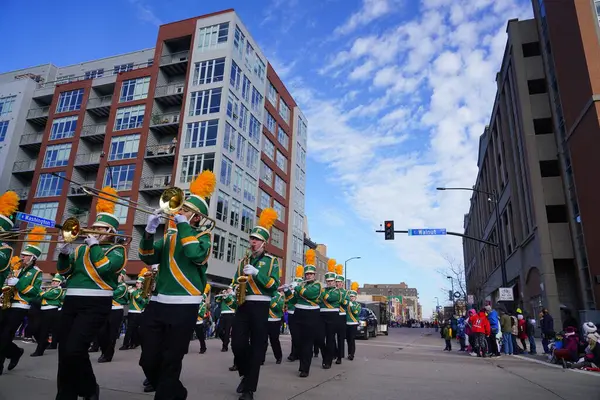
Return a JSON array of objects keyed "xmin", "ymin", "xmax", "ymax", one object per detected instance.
[
  {"xmin": 112, "ymin": 282, "xmax": 128, "ymax": 308},
  {"xmin": 0, "ymin": 244, "xmax": 13, "ymax": 286},
  {"xmin": 139, "ymin": 221, "xmax": 211, "ymax": 304},
  {"xmin": 290, "ymin": 280, "xmax": 322, "ymax": 310},
  {"xmin": 40, "ymin": 287, "xmax": 64, "ymax": 309},
  {"xmin": 320, "ymin": 287, "xmax": 342, "ymax": 313},
  {"xmin": 346, "ymin": 300, "xmax": 361, "ymax": 325},
  {"xmin": 269, "ymin": 291, "xmax": 284, "ymax": 321},
  {"xmin": 284, "ymin": 291, "xmax": 297, "ymax": 314},
  {"xmin": 12, "ymin": 264, "xmax": 42, "ymax": 309},
  {"xmin": 216, "ymin": 293, "xmax": 236, "ymax": 313},
  {"xmin": 58, "ymin": 243, "xmax": 126, "ymax": 297},
  {"xmin": 232, "ymin": 252, "xmax": 280, "ymax": 301},
  {"xmin": 196, "ymin": 302, "xmax": 208, "ymax": 324},
  {"xmin": 128, "ymin": 288, "xmax": 147, "ymax": 313},
  {"xmin": 339, "ymin": 289, "xmax": 349, "ymax": 315}
]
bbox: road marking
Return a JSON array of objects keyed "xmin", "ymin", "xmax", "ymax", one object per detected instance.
[{"xmin": 512, "ymin": 355, "xmax": 600, "ymax": 377}]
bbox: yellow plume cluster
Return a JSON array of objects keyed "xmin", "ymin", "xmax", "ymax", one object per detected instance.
[
  {"xmin": 335, "ymin": 264, "xmax": 343, "ymax": 276},
  {"xmin": 258, "ymin": 208, "xmax": 278, "ymax": 231},
  {"xmin": 327, "ymin": 259, "xmax": 336, "ymax": 273},
  {"xmin": 305, "ymin": 249, "xmax": 316, "ymax": 266},
  {"xmin": 96, "ymin": 186, "xmax": 118, "ymax": 214},
  {"xmin": 351, "ymin": 282, "xmax": 359, "ymax": 291},
  {"xmin": 0, "ymin": 191, "xmax": 19, "ymax": 217},
  {"xmin": 138, "ymin": 267, "xmax": 148, "ymax": 278},
  {"xmin": 295, "ymin": 265, "xmax": 304, "ymax": 278},
  {"xmin": 204, "ymin": 283, "xmax": 211, "ymax": 295},
  {"xmin": 27, "ymin": 226, "xmax": 46, "ymax": 243},
  {"xmin": 10, "ymin": 256, "xmax": 21, "ymax": 270},
  {"xmin": 190, "ymin": 170, "xmax": 216, "ymax": 199}
]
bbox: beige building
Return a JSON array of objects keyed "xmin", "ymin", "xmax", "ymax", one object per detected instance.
[{"xmin": 315, "ymin": 244, "xmax": 328, "ymax": 283}]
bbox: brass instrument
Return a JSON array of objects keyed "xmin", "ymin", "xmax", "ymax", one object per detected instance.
[
  {"xmin": 1, "ymin": 259, "xmax": 22, "ymax": 310},
  {"xmin": 141, "ymin": 270, "xmax": 156, "ymax": 298},
  {"xmin": 236, "ymin": 250, "xmax": 252, "ymax": 306}
]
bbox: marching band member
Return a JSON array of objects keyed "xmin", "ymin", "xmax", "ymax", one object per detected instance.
[
  {"xmin": 56, "ymin": 187, "xmax": 127, "ymax": 400},
  {"xmin": 263, "ymin": 287, "xmax": 284, "ymax": 365},
  {"xmin": 49, "ymin": 279, "xmax": 67, "ymax": 350},
  {"xmin": 194, "ymin": 283, "xmax": 211, "ymax": 354},
  {"xmin": 138, "ymin": 171, "xmax": 215, "ymax": 398},
  {"xmin": 284, "ymin": 250, "xmax": 322, "ymax": 377},
  {"xmin": 121, "ymin": 271, "xmax": 147, "ymax": 350},
  {"xmin": 285, "ymin": 265, "xmax": 304, "ymax": 362},
  {"xmin": 231, "ymin": 207, "xmax": 279, "ymax": 400},
  {"xmin": 319, "ymin": 259, "xmax": 342, "ymax": 370},
  {"xmin": 216, "ymin": 286, "xmax": 236, "ymax": 352},
  {"xmin": 97, "ymin": 269, "xmax": 128, "ymax": 363},
  {"xmin": 31, "ymin": 273, "xmax": 65, "ymax": 357},
  {"xmin": 345, "ymin": 283, "xmax": 362, "ymax": 361},
  {"xmin": 334, "ymin": 264, "xmax": 348, "ymax": 364},
  {"xmin": 0, "ymin": 191, "xmax": 19, "ymax": 328}
]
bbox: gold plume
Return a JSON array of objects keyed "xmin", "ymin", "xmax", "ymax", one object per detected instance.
[
  {"xmin": 335, "ymin": 264, "xmax": 343, "ymax": 276},
  {"xmin": 138, "ymin": 267, "xmax": 148, "ymax": 278},
  {"xmin": 295, "ymin": 265, "xmax": 304, "ymax": 278},
  {"xmin": 327, "ymin": 259, "xmax": 336, "ymax": 273},
  {"xmin": 258, "ymin": 208, "xmax": 278, "ymax": 231},
  {"xmin": 204, "ymin": 283, "xmax": 211, "ymax": 295},
  {"xmin": 27, "ymin": 226, "xmax": 46, "ymax": 243},
  {"xmin": 96, "ymin": 186, "xmax": 118, "ymax": 214},
  {"xmin": 351, "ymin": 282, "xmax": 359, "ymax": 291},
  {"xmin": 10, "ymin": 256, "xmax": 21, "ymax": 270},
  {"xmin": 305, "ymin": 249, "xmax": 316, "ymax": 266},
  {"xmin": 0, "ymin": 191, "xmax": 19, "ymax": 217},
  {"xmin": 190, "ymin": 170, "xmax": 216, "ymax": 199}
]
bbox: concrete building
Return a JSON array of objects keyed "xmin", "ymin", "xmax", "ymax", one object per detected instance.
[
  {"xmin": 361, "ymin": 282, "xmax": 420, "ymax": 322},
  {"xmin": 0, "ymin": 9, "xmax": 306, "ymax": 282}
]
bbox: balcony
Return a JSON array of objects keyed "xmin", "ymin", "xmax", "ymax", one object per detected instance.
[
  {"xmin": 86, "ymin": 95, "xmax": 112, "ymax": 117},
  {"xmin": 149, "ymin": 112, "xmax": 180, "ymax": 135},
  {"xmin": 139, "ymin": 175, "xmax": 172, "ymax": 195},
  {"xmin": 19, "ymin": 133, "xmax": 44, "ymax": 150},
  {"xmin": 80, "ymin": 124, "xmax": 107, "ymax": 143},
  {"xmin": 154, "ymin": 83, "xmax": 185, "ymax": 106},
  {"xmin": 26, "ymin": 107, "xmax": 50, "ymax": 125},
  {"xmin": 68, "ymin": 181, "xmax": 96, "ymax": 197},
  {"xmin": 8, "ymin": 188, "xmax": 30, "ymax": 201},
  {"xmin": 74, "ymin": 153, "xmax": 101, "ymax": 171},
  {"xmin": 145, "ymin": 144, "xmax": 176, "ymax": 164},
  {"xmin": 63, "ymin": 211, "xmax": 91, "ymax": 227},
  {"xmin": 159, "ymin": 51, "xmax": 189, "ymax": 76},
  {"xmin": 12, "ymin": 160, "xmax": 37, "ymax": 175}
]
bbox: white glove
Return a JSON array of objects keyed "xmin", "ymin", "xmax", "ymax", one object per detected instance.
[
  {"xmin": 243, "ymin": 264, "xmax": 259, "ymax": 276},
  {"xmin": 281, "ymin": 284, "xmax": 290, "ymax": 291},
  {"xmin": 151, "ymin": 264, "xmax": 159, "ymax": 272},
  {"xmin": 145, "ymin": 213, "xmax": 162, "ymax": 234},
  {"xmin": 59, "ymin": 242, "xmax": 73, "ymax": 255},
  {"xmin": 7, "ymin": 277, "xmax": 18, "ymax": 287},
  {"xmin": 291, "ymin": 281, "xmax": 299, "ymax": 289},
  {"xmin": 85, "ymin": 235, "xmax": 99, "ymax": 247},
  {"xmin": 174, "ymin": 214, "xmax": 188, "ymax": 224}
]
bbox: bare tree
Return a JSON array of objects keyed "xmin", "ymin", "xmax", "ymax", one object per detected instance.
[{"xmin": 437, "ymin": 254, "xmax": 467, "ymax": 301}]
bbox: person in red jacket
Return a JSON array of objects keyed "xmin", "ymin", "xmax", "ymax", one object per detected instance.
[{"xmin": 469, "ymin": 309, "xmax": 491, "ymax": 357}]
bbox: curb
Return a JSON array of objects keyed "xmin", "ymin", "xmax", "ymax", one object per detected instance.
[{"xmin": 512, "ymin": 354, "xmax": 600, "ymax": 377}]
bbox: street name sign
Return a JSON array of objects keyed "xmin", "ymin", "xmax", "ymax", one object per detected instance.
[
  {"xmin": 15, "ymin": 212, "xmax": 55, "ymax": 228},
  {"xmin": 408, "ymin": 228, "xmax": 447, "ymax": 236}
]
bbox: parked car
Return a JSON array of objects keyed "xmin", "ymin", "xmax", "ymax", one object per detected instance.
[{"xmin": 357, "ymin": 307, "xmax": 378, "ymax": 339}]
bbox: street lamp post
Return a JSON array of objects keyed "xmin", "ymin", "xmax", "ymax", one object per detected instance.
[
  {"xmin": 344, "ymin": 256, "xmax": 361, "ymax": 287},
  {"xmin": 437, "ymin": 187, "xmax": 507, "ymax": 287},
  {"xmin": 447, "ymin": 276, "xmax": 455, "ymax": 313}
]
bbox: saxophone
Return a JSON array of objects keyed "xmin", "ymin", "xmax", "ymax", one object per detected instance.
[
  {"xmin": 236, "ymin": 250, "xmax": 251, "ymax": 306},
  {"xmin": 141, "ymin": 270, "xmax": 156, "ymax": 299},
  {"xmin": 1, "ymin": 260, "xmax": 21, "ymax": 310}
]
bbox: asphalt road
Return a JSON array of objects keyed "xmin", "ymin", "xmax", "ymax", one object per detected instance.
[{"xmin": 0, "ymin": 327, "xmax": 598, "ymax": 399}]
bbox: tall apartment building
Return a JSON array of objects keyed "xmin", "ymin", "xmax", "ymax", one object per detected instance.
[
  {"xmin": 462, "ymin": 19, "xmax": 578, "ymax": 323},
  {"xmin": 0, "ymin": 9, "xmax": 306, "ymax": 283}
]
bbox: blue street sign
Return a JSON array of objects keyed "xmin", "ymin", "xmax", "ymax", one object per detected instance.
[
  {"xmin": 15, "ymin": 212, "xmax": 55, "ymax": 228},
  {"xmin": 408, "ymin": 228, "xmax": 447, "ymax": 236}
]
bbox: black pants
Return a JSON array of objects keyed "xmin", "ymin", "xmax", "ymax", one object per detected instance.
[
  {"xmin": 231, "ymin": 301, "xmax": 269, "ymax": 393},
  {"xmin": 50, "ymin": 309, "xmax": 63, "ymax": 348},
  {"xmin": 263, "ymin": 320, "xmax": 282, "ymax": 362},
  {"xmin": 34, "ymin": 308, "xmax": 58, "ymax": 355},
  {"xmin": 445, "ymin": 339, "xmax": 452, "ymax": 350},
  {"xmin": 139, "ymin": 301, "xmax": 197, "ymax": 400},
  {"xmin": 194, "ymin": 324, "xmax": 206, "ymax": 351},
  {"xmin": 123, "ymin": 312, "xmax": 142, "ymax": 348},
  {"xmin": 0, "ymin": 307, "xmax": 28, "ymax": 366},
  {"xmin": 335, "ymin": 314, "xmax": 347, "ymax": 360},
  {"xmin": 218, "ymin": 313, "xmax": 234, "ymax": 350},
  {"xmin": 346, "ymin": 324, "xmax": 357, "ymax": 357},
  {"xmin": 56, "ymin": 296, "xmax": 112, "ymax": 399},
  {"xmin": 295, "ymin": 308, "xmax": 320, "ymax": 374},
  {"xmin": 287, "ymin": 313, "xmax": 297, "ymax": 358},
  {"xmin": 488, "ymin": 331, "xmax": 499, "ymax": 355},
  {"xmin": 319, "ymin": 312, "xmax": 338, "ymax": 366},
  {"xmin": 98, "ymin": 308, "xmax": 123, "ymax": 359}
]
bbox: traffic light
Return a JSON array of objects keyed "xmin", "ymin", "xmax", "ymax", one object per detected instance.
[{"xmin": 384, "ymin": 220, "xmax": 394, "ymax": 240}]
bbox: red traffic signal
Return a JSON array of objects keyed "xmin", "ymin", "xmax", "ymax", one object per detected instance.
[{"xmin": 384, "ymin": 220, "xmax": 394, "ymax": 240}]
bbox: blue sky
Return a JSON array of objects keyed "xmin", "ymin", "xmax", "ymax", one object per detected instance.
[{"xmin": 0, "ymin": 0, "xmax": 533, "ymax": 315}]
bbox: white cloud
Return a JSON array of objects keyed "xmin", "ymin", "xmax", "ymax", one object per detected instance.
[
  {"xmin": 334, "ymin": 0, "xmax": 402, "ymax": 36},
  {"xmin": 128, "ymin": 0, "xmax": 162, "ymax": 26},
  {"xmin": 349, "ymin": 60, "xmax": 376, "ymax": 80}
]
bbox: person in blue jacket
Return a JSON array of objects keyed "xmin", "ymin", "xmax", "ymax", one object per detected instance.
[{"xmin": 485, "ymin": 305, "xmax": 500, "ymax": 356}]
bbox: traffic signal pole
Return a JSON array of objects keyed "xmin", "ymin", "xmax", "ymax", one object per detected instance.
[{"xmin": 375, "ymin": 230, "xmax": 499, "ymax": 247}]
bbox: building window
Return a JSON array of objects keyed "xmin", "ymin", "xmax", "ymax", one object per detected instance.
[
  {"xmin": 104, "ymin": 164, "xmax": 136, "ymax": 190},
  {"xmin": 241, "ymin": 76, "xmax": 251, "ymax": 102},
  {"xmin": 109, "ymin": 134, "xmax": 140, "ymax": 161},
  {"xmin": 56, "ymin": 75, "xmax": 75, "ymax": 84},
  {"xmin": 227, "ymin": 234, "xmax": 238, "ymax": 263},
  {"xmin": 193, "ymin": 58, "xmax": 225, "ymax": 85},
  {"xmin": 0, "ymin": 96, "xmax": 16, "ymax": 116},
  {"xmin": 30, "ymin": 202, "xmax": 59, "ymax": 223},
  {"xmin": 275, "ymin": 150, "xmax": 287, "ymax": 173},
  {"xmin": 227, "ymin": 91, "xmax": 240, "ymax": 121},
  {"xmin": 248, "ymin": 116, "xmax": 261, "ymax": 144},
  {"xmin": 527, "ymin": 79, "xmax": 547, "ymax": 95},
  {"xmin": 251, "ymin": 87, "xmax": 263, "ymax": 113},
  {"xmin": 298, "ymin": 117, "xmax": 308, "ymax": 145},
  {"xmin": 115, "ymin": 104, "xmax": 145, "ymax": 131},
  {"xmin": 296, "ymin": 143, "xmax": 306, "ymax": 169},
  {"xmin": 212, "ymin": 228, "xmax": 226, "ymax": 260},
  {"xmin": 180, "ymin": 153, "xmax": 215, "ymax": 183},
  {"xmin": 546, "ymin": 205, "xmax": 568, "ymax": 223},
  {"xmin": 223, "ymin": 122, "xmax": 236, "ymax": 154},
  {"xmin": 84, "ymin": 69, "xmax": 104, "ymax": 79},
  {"xmin": 254, "ymin": 57, "xmax": 266, "ymax": 83},
  {"xmin": 273, "ymin": 200, "xmax": 285, "ymax": 222},
  {"xmin": 233, "ymin": 26, "xmax": 245, "ymax": 59},
  {"xmin": 241, "ymin": 206, "xmax": 254, "ymax": 233},
  {"xmin": 0, "ymin": 121, "xmax": 8, "ymax": 141},
  {"xmin": 220, "ymin": 156, "xmax": 233, "ymax": 187},
  {"xmin": 233, "ymin": 166, "xmax": 243, "ymax": 195},
  {"xmin": 43, "ymin": 143, "xmax": 72, "ymax": 168},
  {"xmin": 243, "ymin": 174, "xmax": 257, "ymax": 204},
  {"xmin": 260, "ymin": 161, "xmax": 273, "ymax": 186},
  {"xmin": 246, "ymin": 144, "xmax": 259, "ymax": 172},
  {"xmin": 533, "ymin": 118, "xmax": 553, "ymax": 135},
  {"xmin": 216, "ymin": 191, "xmax": 229, "ymax": 222},
  {"xmin": 189, "ymin": 88, "xmax": 222, "ymax": 116},
  {"xmin": 278, "ymin": 100, "xmax": 290, "ymax": 123},
  {"xmin": 265, "ymin": 113, "xmax": 276, "ymax": 133},
  {"xmin": 268, "ymin": 82, "xmax": 277, "ymax": 106},
  {"xmin": 197, "ymin": 22, "xmax": 229, "ymax": 52},
  {"xmin": 275, "ymin": 175, "xmax": 286, "ymax": 198},
  {"xmin": 293, "ymin": 211, "xmax": 303, "ymax": 235},
  {"xmin": 56, "ymin": 89, "xmax": 84, "ymax": 113},
  {"xmin": 245, "ymin": 42, "xmax": 255, "ymax": 71},
  {"xmin": 271, "ymin": 227, "xmax": 284, "ymax": 249},
  {"xmin": 522, "ymin": 42, "xmax": 541, "ymax": 57},
  {"xmin": 539, "ymin": 160, "xmax": 560, "ymax": 177},
  {"xmin": 36, "ymin": 172, "xmax": 65, "ymax": 198},
  {"xmin": 185, "ymin": 120, "xmax": 218, "ymax": 148},
  {"xmin": 260, "ymin": 190, "xmax": 270, "ymax": 210},
  {"xmin": 113, "ymin": 63, "xmax": 134, "ymax": 74},
  {"xmin": 50, "ymin": 116, "xmax": 77, "ymax": 140},
  {"xmin": 230, "ymin": 62, "xmax": 242, "ymax": 91},
  {"xmin": 113, "ymin": 197, "xmax": 129, "ymax": 223},
  {"xmin": 263, "ymin": 137, "xmax": 275, "ymax": 160},
  {"xmin": 230, "ymin": 199, "xmax": 240, "ymax": 228},
  {"xmin": 238, "ymin": 237, "xmax": 249, "ymax": 260},
  {"xmin": 238, "ymin": 105, "xmax": 249, "ymax": 132},
  {"xmin": 147, "ymin": 58, "xmax": 154, "ymax": 67},
  {"xmin": 278, "ymin": 127, "xmax": 290, "ymax": 149},
  {"xmin": 236, "ymin": 134, "xmax": 246, "ymax": 163},
  {"xmin": 120, "ymin": 77, "xmax": 150, "ymax": 102}
]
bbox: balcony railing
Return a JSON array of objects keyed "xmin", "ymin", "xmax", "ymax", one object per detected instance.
[
  {"xmin": 146, "ymin": 144, "xmax": 176, "ymax": 157},
  {"xmin": 26, "ymin": 107, "xmax": 49, "ymax": 119},
  {"xmin": 12, "ymin": 160, "xmax": 36, "ymax": 172},
  {"xmin": 81, "ymin": 124, "xmax": 107, "ymax": 137},
  {"xmin": 20, "ymin": 133, "xmax": 44, "ymax": 145},
  {"xmin": 150, "ymin": 112, "xmax": 180, "ymax": 126},
  {"xmin": 8, "ymin": 188, "xmax": 30, "ymax": 199},
  {"xmin": 155, "ymin": 83, "xmax": 185, "ymax": 97},
  {"xmin": 69, "ymin": 181, "xmax": 96, "ymax": 195},
  {"xmin": 74, "ymin": 153, "xmax": 101, "ymax": 165},
  {"xmin": 87, "ymin": 95, "xmax": 113, "ymax": 108},
  {"xmin": 160, "ymin": 51, "xmax": 189, "ymax": 66},
  {"xmin": 141, "ymin": 175, "xmax": 172, "ymax": 189}
]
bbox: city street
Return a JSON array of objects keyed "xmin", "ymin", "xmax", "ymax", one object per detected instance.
[{"xmin": 0, "ymin": 327, "xmax": 598, "ymax": 399}]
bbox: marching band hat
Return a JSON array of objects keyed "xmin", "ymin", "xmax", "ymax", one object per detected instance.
[
  {"xmin": 21, "ymin": 226, "xmax": 46, "ymax": 259},
  {"xmin": 184, "ymin": 171, "xmax": 216, "ymax": 216},
  {"xmin": 250, "ymin": 208, "xmax": 278, "ymax": 242},
  {"xmin": 93, "ymin": 187, "xmax": 120, "ymax": 232},
  {"xmin": 325, "ymin": 259, "xmax": 336, "ymax": 281},
  {"xmin": 304, "ymin": 249, "xmax": 316, "ymax": 274}
]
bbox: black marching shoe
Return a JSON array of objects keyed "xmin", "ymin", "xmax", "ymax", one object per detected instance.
[
  {"xmin": 8, "ymin": 348, "xmax": 24, "ymax": 371},
  {"xmin": 287, "ymin": 355, "xmax": 297, "ymax": 362},
  {"xmin": 200, "ymin": 348, "xmax": 206, "ymax": 354},
  {"xmin": 275, "ymin": 358, "xmax": 282, "ymax": 364},
  {"xmin": 322, "ymin": 363, "xmax": 331, "ymax": 370},
  {"xmin": 221, "ymin": 346, "xmax": 228, "ymax": 352},
  {"xmin": 236, "ymin": 377, "xmax": 246, "ymax": 394},
  {"xmin": 97, "ymin": 354, "xmax": 112, "ymax": 363},
  {"xmin": 229, "ymin": 364, "xmax": 238, "ymax": 371},
  {"xmin": 48, "ymin": 343, "xmax": 57, "ymax": 350},
  {"xmin": 335, "ymin": 358, "xmax": 342, "ymax": 365},
  {"xmin": 143, "ymin": 378, "xmax": 150, "ymax": 387},
  {"xmin": 239, "ymin": 391, "xmax": 254, "ymax": 400},
  {"xmin": 30, "ymin": 351, "xmax": 43, "ymax": 357},
  {"xmin": 118, "ymin": 345, "xmax": 129, "ymax": 351},
  {"xmin": 348, "ymin": 354, "xmax": 354, "ymax": 361},
  {"xmin": 84, "ymin": 383, "xmax": 100, "ymax": 400},
  {"xmin": 299, "ymin": 371, "xmax": 309, "ymax": 378},
  {"xmin": 144, "ymin": 385, "xmax": 155, "ymax": 393}
]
